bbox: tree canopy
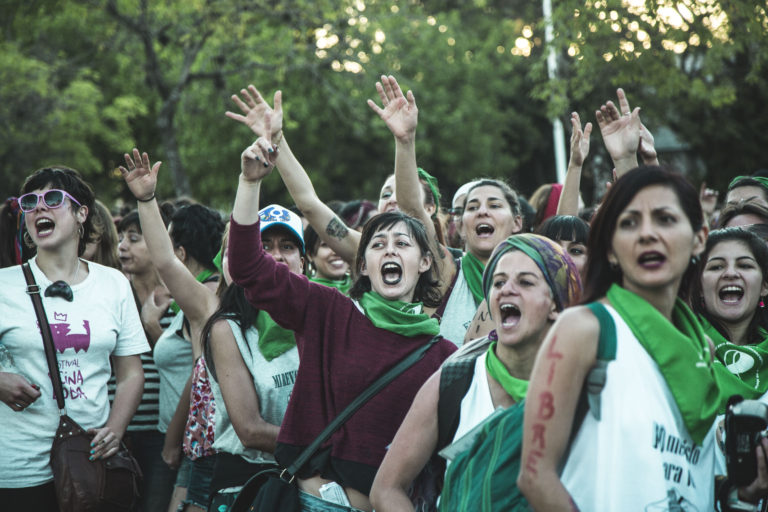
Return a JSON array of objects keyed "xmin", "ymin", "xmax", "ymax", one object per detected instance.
[{"xmin": 2, "ymin": 0, "xmax": 766, "ymax": 210}]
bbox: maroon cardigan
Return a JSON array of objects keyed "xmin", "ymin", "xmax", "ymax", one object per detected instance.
[{"xmin": 228, "ymin": 218, "xmax": 456, "ymax": 495}]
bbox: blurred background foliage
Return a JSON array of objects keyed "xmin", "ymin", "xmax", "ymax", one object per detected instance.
[{"xmin": 1, "ymin": 0, "xmax": 766, "ymax": 211}]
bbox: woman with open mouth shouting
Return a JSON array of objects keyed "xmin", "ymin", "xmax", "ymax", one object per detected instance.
[
  {"xmin": 370, "ymin": 233, "xmax": 580, "ymax": 511},
  {"xmin": 518, "ymin": 166, "xmax": 724, "ymax": 510},
  {"xmin": 227, "ymin": 127, "xmax": 456, "ymax": 512},
  {"xmin": 0, "ymin": 167, "xmax": 147, "ymax": 511},
  {"xmin": 366, "ymin": 75, "xmax": 524, "ymax": 348}
]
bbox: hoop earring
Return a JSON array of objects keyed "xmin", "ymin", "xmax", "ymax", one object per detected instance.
[
  {"xmin": 78, "ymin": 224, "xmax": 84, "ymax": 239},
  {"xmin": 23, "ymin": 230, "xmax": 36, "ymax": 249}
]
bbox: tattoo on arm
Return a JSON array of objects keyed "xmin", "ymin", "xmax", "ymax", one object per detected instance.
[{"xmin": 325, "ymin": 217, "xmax": 349, "ymax": 241}]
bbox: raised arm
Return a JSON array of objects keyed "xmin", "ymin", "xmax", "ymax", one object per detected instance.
[
  {"xmin": 119, "ymin": 150, "xmax": 218, "ymax": 335},
  {"xmin": 368, "ymin": 75, "xmax": 454, "ymax": 286},
  {"xmin": 557, "ymin": 112, "xmax": 592, "ymax": 217},
  {"xmin": 595, "ymin": 88, "xmax": 641, "ymax": 177},
  {"xmin": 517, "ymin": 307, "xmax": 598, "ymax": 510},
  {"xmin": 209, "ymin": 320, "xmax": 279, "ymax": 452},
  {"xmin": 370, "ymin": 370, "xmax": 441, "ymax": 512},
  {"xmin": 226, "ymin": 86, "xmax": 360, "ymax": 264}
]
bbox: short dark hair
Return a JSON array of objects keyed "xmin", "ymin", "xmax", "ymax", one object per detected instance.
[
  {"xmin": 21, "ymin": 166, "xmax": 95, "ymax": 256},
  {"xmin": 582, "ymin": 166, "xmax": 703, "ymax": 303},
  {"xmin": 118, "ymin": 208, "xmax": 171, "ymax": 234},
  {"xmin": 169, "ymin": 204, "xmax": 225, "ymax": 270},
  {"xmin": 536, "ymin": 215, "xmax": 590, "ymax": 245},
  {"xmin": 691, "ymin": 227, "xmax": 768, "ymax": 344},
  {"xmin": 727, "ymin": 177, "xmax": 768, "ymax": 202},
  {"xmin": 717, "ymin": 199, "xmax": 768, "ymax": 228},
  {"xmin": 348, "ymin": 211, "xmax": 442, "ymax": 307},
  {"xmin": 462, "ymin": 179, "xmax": 521, "ymax": 217}
]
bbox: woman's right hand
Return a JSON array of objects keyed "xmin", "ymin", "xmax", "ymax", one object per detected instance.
[
  {"xmin": 119, "ymin": 148, "xmax": 161, "ymax": 202},
  {"xmin": 161, "ymin": 438, "xmax": 182, "ymax": 470},
  {"xmin": 0, "ymin": 372, "xmax": 41, "ymax": 412},
  {"xmin": 226, "ymin": 85, "xmax": 283, "ymax": 145}
]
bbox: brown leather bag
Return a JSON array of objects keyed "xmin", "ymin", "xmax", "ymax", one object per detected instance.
[{"xmin": 23, "ymin": 263, "xmax": 143, "ymax": 512}]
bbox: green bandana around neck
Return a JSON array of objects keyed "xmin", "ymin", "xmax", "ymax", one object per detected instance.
[
  {"xmin": 170, "ymin": 268, "xmax": 216, "ymax": 314},
  {"xmin": 702, "ymin": 318, "xmax": 768, "ymax": 400},
  {"xmin": 359, "ymin": 291, "xmax": 439, "ymax": 338},
  {"xmin": 606, "ymin": 284, "xmax": 720, "ymax": 444},
  {"xmin": 255, "ymin": 310, "xmax": 297, "ymax": 361},
  {"xmin": 461, "ymin": 252, "xmax": 485, "ymax": 306},
  {"xmin": 310, "ymin": 274, "xmax": 352, "ymax": 295},
  {"xmin": 485, "ymin": 341, "xmax": 528, "ymax": 403}
]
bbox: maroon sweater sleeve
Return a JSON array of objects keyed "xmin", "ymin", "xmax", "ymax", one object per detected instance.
[{"xmin": 227, "ymin": 216, "xmax": 335, "ymax": 336}]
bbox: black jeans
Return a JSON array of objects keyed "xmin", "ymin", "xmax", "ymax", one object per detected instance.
[{"xmin": 0, "ymin": 481, "xmax": 59, "ymax": 512}]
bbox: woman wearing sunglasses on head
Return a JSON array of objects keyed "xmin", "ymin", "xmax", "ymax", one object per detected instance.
[{"xmin": 0, "ymin": 167, "xmax": 148, "ymax": 511}]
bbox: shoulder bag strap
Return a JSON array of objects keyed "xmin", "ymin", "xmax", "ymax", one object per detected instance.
[
  {"xmin": 21, "ymin": 262, "xmax": 67, "ymax": 412},
  {"xmin": 285, "ymin": 335, "xmax": 442, "ymax": 477}
]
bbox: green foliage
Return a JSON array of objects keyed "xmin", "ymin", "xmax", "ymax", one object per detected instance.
[{"xmin": 2, "ymin": 0, "xmax": 767, "ymax": 211}]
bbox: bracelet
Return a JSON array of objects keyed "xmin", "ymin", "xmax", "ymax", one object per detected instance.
[
  {"xmin": 273, "ymin": 130, "xmax": 284, "ymax": 147},
  {"xmin": 137, "ymin": 193, "xmax": 155, "ymax": 203}
]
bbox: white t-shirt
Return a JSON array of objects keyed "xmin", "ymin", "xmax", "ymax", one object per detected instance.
[
  {"xmin": 561, "ymin": 305, "xmax": 715, "ymax": 511},
  {"xmin": 0, "ymin": 259, "xmax": 149, "ymax": 488},
  {"xmin": 439, "ymin": 269, "xmax": 477, "ymax": 348}
]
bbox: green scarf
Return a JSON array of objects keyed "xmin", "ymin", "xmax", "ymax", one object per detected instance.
[
  {"xmin": 461, "ymin": 252, "xmax": 485, "ymax": 306},
  {"xmin": 310, "ymin": 274, "xmax": 352, "ymax": 295},
  {"xmin": 703, "ymin": 318, "xmax": 768, "ymax": 400},
  {"xmin": 729, "ymin": 175, "xmax": 768, "ymax": 194},
  {"xmin": 255, "ymin": 310, "xmax": 297, "ymax": 361},
  {"xmin": 359, "ymin": 291, "xmax": 439, "ymax": 337},
  {"xmin": 485, "ymin": 341, "xmax": 528, "ymax": 403},
  {"xmin": 607, "ymin": 284, "xmax": 720, "ymax": 444},
  {"xmin": 170, "ymin": 268, "xmax": 216, "ymax": 314},
  {"xmin": 417, "ymin": 167, "xmax": 441, "ymax": 216}
]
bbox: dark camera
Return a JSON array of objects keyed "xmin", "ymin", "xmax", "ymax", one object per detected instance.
[{"xmin": 725, "ymin": 395, "xmax": 768, "ymax": 486}]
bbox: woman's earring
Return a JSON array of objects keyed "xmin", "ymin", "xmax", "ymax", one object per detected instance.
[
  {"xmin": 23, "ymin": 230, "xmax": 36, "ymax": 249},
  {"xmin": 690, "ymin": 255, "xmax": 700, "ymax": 266},
  {"xmin": 78, "ymin": 224, "xmax": 84, "ymax": 239}
]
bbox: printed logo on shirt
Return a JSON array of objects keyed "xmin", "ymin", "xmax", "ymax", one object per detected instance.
[
  {"xmin": 272, "ymin": 370, "xmax": 297, "ymax": 389},
  {"xmin": 48, "ymin": 312, "xmax": 92, "ymax": 353}
]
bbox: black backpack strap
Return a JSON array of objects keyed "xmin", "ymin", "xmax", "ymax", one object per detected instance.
[{"xmin": 436, "ymin": 357, "xmax": 476, "ymax": 451}]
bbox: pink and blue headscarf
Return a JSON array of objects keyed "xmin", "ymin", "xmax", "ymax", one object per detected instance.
[{"xmin": 481, "ymin": 233, "xmax": 582, "ymax": 313}]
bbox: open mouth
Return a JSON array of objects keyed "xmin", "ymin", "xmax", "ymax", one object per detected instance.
[
  {"xmin": 476, "ymin": 223, "xmax": 495, "ymax": 238},
  {"xmin": 499, "ymin": 303, "xmax": 521, "ymax": 328},
  {"xmin": 35, "ymin": 218, "xmax": 55, "ymax": 237},
  {"xmin": 638, "ymin": 251, "xmax": 665, "ymax": 268},
  {"xmin": 381, "ymin": 262, "xmax": 403, "ymax": 285},
  {"xmin": 719, "ymin": 285, "xmax": 745, "ymax": 304},
  {"xmin": 329, "ymin": 258, "xmax": 347, "ymax": 269}
]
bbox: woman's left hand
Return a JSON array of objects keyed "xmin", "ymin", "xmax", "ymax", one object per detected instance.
[
  {"xmin": 241, "ymin": 131, "xmax": 278, "ymax": 183},
  {"xmin": 119, "ymin": 148, "xmax": 161, "ymax": 202},
  {"xmin": 87, "ymin": 426, "xmax": 122, "ymax": 460}
]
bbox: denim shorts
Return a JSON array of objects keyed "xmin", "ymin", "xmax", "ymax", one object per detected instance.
[
  {"xmin": 175, "ymin": 454, "xmax": 217, "ymax": 509},
  {"xmin": 298, "ymin": 490, "xmax": 365, "ymax": 512}
]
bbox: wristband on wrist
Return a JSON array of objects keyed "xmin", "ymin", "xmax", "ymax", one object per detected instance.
[{"xmin": 137, "ymin": 193, "xmax": 155, "ymax": 203}]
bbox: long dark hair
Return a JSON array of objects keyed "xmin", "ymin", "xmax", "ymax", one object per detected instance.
[
  {"xmin": 582, "ymin": 166, "xmax": 703, "ymax": 303},
  {"xmin": 348, "ymin": 211, "xmax": 442, "ymax": 307},
  {"xmin": 691, "ymin": 227, "xmax": 768, "ymax": 344},
  {"xmin": 21, "ymin": 166, "xmax": 95, "ymax": 256},
  {"xmin": 200, "ymin": 283, "xmax": 260, "ymax": 381}
]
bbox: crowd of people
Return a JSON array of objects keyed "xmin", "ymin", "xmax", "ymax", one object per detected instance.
[{"xmin": 1, "ymin": 75, "xmax": 768, "ymax": 512}]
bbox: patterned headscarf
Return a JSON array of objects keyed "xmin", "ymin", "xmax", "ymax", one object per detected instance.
[{"xmin": 482, "ymin": 233, "xmax": 582, "ymax": 313}]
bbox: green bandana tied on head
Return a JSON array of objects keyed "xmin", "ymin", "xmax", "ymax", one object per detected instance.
[
  {"xmin": 417, "ymin": 168, "xmax": 441, "ymax": 217},
  {"xmin": 255, "ymin": 311, "xmax": 297, "ymax": 361},
  {"xmin": 481, "ymin": 233, "xmax": 582, "ymax": 314},
  {"xmin": 702, "ymin": 318, "xmax": 768, "ymax": 400},
  {"xmin": 607, "ymin": 284, "xmax": 721, "ymax": 444},
  {"xmin": 359, "ymin": 291, "xmax": 439, "ymax": 337},
  {"xmin": 728, "ymin": 176, "xmax": 768, "ymax": 195},
  {"xmin": 485, "ymin": 336, "xmax": 528, "ymax": 403},
  {"xmin": 170, "ymin": 268, "xmax": 216, "ymax": 314},
  {"xmin": 310, "ymin": 274, "xmax": 352, "ymax": 295},
  {"xmin": 461, "ymin": 252, "xmax": 486, "ymax": 306}
]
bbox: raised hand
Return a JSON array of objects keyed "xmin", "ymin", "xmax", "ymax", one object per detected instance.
[
  {"xmin": 595, "ymin": 88, "xmax": 641, "ymax": 172},
  {"xmin": 226, "ymin": 86, "xmax": 283, "ymax": 145},
  {"xmin": 569, "ymin": 112, "xmax": 592, "ymax": 167},
  {"xmin": 699, "ymin": 182, "xmax": 719, "ymax": 218},
  {"xmin": 638, "ymin": 122, "xmax": 659, "ymax": 166},
  {"xmin": 241, "ymin": 123, "xmax": 279, "ymax": 183},
  {"xmin": 367, "ymin": 75, "xmax": 418, "ymax": 143},
  {"xmin": 119, "ymin": 149, "xmax": 161, "ymax": 202}
]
